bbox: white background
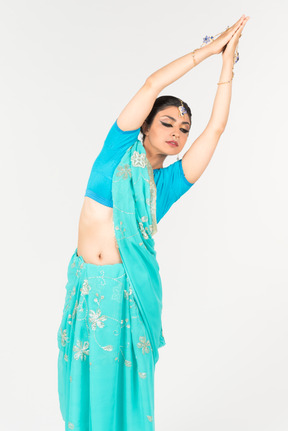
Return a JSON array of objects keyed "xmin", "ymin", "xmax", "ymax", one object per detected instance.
[{"xmin": 1, "ymin": 0, "xmax": 287, "ymax": 430}]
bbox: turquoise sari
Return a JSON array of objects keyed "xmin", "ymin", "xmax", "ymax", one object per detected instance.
[
  {"xmin": 112, "ymin": 138, "xmax": 166, "ymax": 366},
  {"xmin": 57, "ymin": 137, "xmax": 166, "ymax": 430}
]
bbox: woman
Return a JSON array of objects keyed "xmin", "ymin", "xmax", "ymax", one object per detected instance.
[{"xmin": 57, "ymin": 14, "xmax": 249, "ymax": 431}]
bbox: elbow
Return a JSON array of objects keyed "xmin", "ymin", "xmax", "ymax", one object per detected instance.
[
  {"xmin": 212, "ymin": 125, "xmax": 225, "ymax": 136},
  {"xmin": 207, "ymin": 120, "xmax": 225, "ymax": 136},
  {"xmin": 216, "ymin": 124, "xmax": 226, "ymax": 135},
  {"xmin": 145, "ymin": 75, "xmax": 162, "ymax": 92}
]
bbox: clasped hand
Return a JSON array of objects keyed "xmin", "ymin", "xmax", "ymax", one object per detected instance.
[{"xmin": 209, "ymin": 14, "xmax": 250, "ymax": 62}]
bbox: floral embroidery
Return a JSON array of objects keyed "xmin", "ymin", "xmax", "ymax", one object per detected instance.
[
  {"xmin": 68, "ymin": 299, "xmax": 79, "ymax": 324},
  {"xmin": 60, "ymin": 328, "xmax": 69, "ymax": 346},
  {"xmin": 80, "ymin": 279, "xmax": 91, "ymax": 295},
  {"xmin": 115, "ymin": 163, "xmax": 132, "ymax": 179},
  {"xmin": 131, "ymin": 151, "xmax": 147, "ymax": 168},
  {"xmin": 73, "ymin": 340, "xmax": 89, "ymax": 360},
  {"xmin": 138, "ymin": 221, "xmax": 149, "ymax": 239},
  {"xmin": 102, "ymin": 344, "xmax": 113, "ymax": 351},
  {"xmin": 124, "ymin": 287, "xmax": 133, "ymax": 300},
  {"xmin": 137, "ymin": 336, "xmax": 151, "ymax": 354},
  {"xmin": 146, "ymin": 157, "xmax": 157, "ymax": 236},
  {"xmin": 89, "ymin": 309, "xmax": 107, "ymax": 330},
  {"xmin": 58, "ymin": 252, "xmax": 156, "ymax": 428},
  {"xmin": 114, "ymin": 220, "xmax": 126, "ymax": 240},
  {"xmin": 147, "ymin": 416, "xmax": 153, "ymax": 422}
]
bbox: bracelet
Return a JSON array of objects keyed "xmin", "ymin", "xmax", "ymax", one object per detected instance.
[
  {"xmin": 191, "ymin": 49, "xmax": 199, "ymax": 66},
  {"xmin": 217, "ymin": 70, "xmax": 234, "ymax": 85}
]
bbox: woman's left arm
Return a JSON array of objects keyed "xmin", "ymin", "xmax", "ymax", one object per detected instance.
[
  {"xmin": 182, "ymin": 15, "xmax": 249, "ymax": 184},
  {"xmin": 182, "ymin": 57, "xmax": 234, "ymax": 184}
]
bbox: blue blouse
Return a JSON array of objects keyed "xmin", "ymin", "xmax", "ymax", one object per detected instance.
[{"xmin": 85, "ymin": 119, "xmax": 194, "ymax": 223}]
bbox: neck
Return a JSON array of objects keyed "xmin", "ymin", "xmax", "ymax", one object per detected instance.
[{"xmin": 143, "ymin": 139, "xmax": 167, "ymax": 170}]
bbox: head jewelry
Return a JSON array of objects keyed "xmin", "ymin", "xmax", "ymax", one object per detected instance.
[{"xmin": 178, "ymin": 99, "xmax": 187, "ymax": 117}]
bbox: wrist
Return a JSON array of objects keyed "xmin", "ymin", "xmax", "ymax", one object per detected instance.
[
  {"xmin": 192, "ymin": 43, "xmax": 214, "ymax": 66},
  {"xmin": 222, "ymin": 55, "xmax": 234, "ymax": 68}
]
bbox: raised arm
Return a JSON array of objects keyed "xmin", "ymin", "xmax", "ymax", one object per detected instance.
[
  {"xmin": 117, "ymin": 44, "xmax": 213, "ymax": 132},
  {"xmin": 181, "ymin": 15, "xmax": 250, "ymax": 184}
]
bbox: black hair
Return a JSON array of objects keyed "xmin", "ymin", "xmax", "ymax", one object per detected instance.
[{"xmin": 140, "ymin": 95, "xmax": 192, "ymax": 140}]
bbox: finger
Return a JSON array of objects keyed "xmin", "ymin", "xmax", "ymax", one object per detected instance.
[
  {"xmin": 232, "ymin": 17, "xmax": 248, "ymax": 37},
  {"xmin": 232, "ymin": 15, "xmax": 246, "ymax": 28},
  {"xmin": 235, "ymin": 17, "xmax": 249, "ymax": 33}
]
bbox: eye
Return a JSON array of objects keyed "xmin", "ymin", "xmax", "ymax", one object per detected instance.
[
  {"xmin": 161, "ymin": 121, "xmax": 172, "ymax": 128},
  {"xmin": 160, "ymin": 121, "xmax": 189, "ymax": 134}
]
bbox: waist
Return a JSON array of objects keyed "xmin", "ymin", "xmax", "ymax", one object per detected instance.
[{"xmin": 77, "ymin": 197, "xmax": 122, "ymax": 265}]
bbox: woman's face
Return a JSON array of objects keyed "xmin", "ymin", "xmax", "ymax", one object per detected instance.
[{"xmin": 143, "ymin": 106, "xmax": 191, "ymax": 156}]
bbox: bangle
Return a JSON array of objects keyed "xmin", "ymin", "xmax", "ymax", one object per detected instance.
[
  {"xmin": 191, "ymin": 49, "xmax": 198, "ymax": 66},
  {"xmin": 217, "ymin": 70, "xmax": 234, "ymax": 85}
]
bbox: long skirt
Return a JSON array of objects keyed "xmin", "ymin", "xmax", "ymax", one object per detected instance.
[{"xmin": 57, "ymin": 248, "xmax": 156, "ymax": 431}]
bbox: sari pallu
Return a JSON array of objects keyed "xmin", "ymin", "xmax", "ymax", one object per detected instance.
[{"xmin": 112, "ymin": 138, "xmax": 166, "ymax": 366}]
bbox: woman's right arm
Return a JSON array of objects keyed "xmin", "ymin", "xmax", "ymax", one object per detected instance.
[{"xmin": 117, "ymin": 44, "xmax": 213, "ymax": 132}]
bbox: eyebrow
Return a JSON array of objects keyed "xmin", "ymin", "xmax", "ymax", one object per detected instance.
[{"xmin": 160, "ymin": 115, "xmax": 190, "ymax": 126}]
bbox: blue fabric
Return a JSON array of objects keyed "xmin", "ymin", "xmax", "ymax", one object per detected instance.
[
  {"xmin": 112, "ymin": 138, "xmax": 165, "ymax": 367},
  {"xmin": 57, "ymin": 138, "xmax": 168, "ymax": 429},
  {"xmin": 57, "ymin": 250, "xmax": 156, "ymax": 430},
  {"xmin": 85, "ymin": 119, "xmax": 194, "ymax": 223}
]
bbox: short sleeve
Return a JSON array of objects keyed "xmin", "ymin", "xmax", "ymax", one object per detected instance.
[
  {"xmin": 153, "ymin": 159, "xmax": 194, "ymax": 223},
  {"xmin": 84, "ymin": 118, "xmax": 141, "ymax": 207},
  {"xmin": 104, "ymin": 119, "xmax": 141, "ymax": 152}
]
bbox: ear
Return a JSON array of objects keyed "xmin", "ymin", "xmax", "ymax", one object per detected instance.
[{"xmin": 141, "ymin": 121, "xmax": 150, "ymax": 137}]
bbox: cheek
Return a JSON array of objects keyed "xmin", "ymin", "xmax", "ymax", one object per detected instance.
[{"xmin": 151, "ymin": 128, "xmax": 164, "ymax": 142}]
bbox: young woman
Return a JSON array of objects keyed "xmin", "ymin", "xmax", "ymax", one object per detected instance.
[{"xmin": 57, "ymin": 14, "xmax": 249, "ymax": 431}]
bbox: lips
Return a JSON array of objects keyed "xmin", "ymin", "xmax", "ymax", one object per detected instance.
[{"xmin": 166, "ymin": 141, "xmax": 179, "ymax": 147}]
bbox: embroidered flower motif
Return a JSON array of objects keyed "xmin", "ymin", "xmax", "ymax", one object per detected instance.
[
  {"xmin": 102, "ymin": 345, "xmax": 113, "ymax": 351},
  {"xmin": 112, "ymin": 285, "xmax": 122, "ymax": 303},
  {"xmin": 73, "ymin": 340, "xmax": 89, "ymax": 360},
  {"xmin": 137, "ymin": 336, "xmax": 151, "ymax": 354},
  {"xmin": 138, "ymin": 372, "xmax": 147, "ymax": 379},
  {"xmin": 68, "ymin": 422, "xmax": 74, "ymax": 429},
  {"xmin": 124, "ymin": 287, "xmax": 133, "ymax": 300},
  {"xmin": 60, "ymin": 328, "xmax": 69, "ymax": 346},
  {"xmin": 141, "ymin": 215, "xmax": 148, "ymax": 222},
  {"xmin": 138, "ymin": 221, "xmax": 149, "ymax": 239},
  {"xmin": 68, "ymin": 300, "xmax": 79, "ymax": 324},
  {"xmin": 80, "ymin": 279, "xmax": 91, "ymax": 295},
  {"xmin": 64, "ymin": 354, "xmax": 68, "ymax": 362},
  {"xmin": 131, "ymin": 151, "xmax": 147, "ymax": 168},
  {"xmin": 89, "ymin": 309, "xmax": 107, "ymax": 330},
  {"xmin": 146, "ymin": 160, "xmax": 157, "ymax": 236},
  {"xmin": 147, "ymin": 416, "xmax": 153, "ymax": 422},
  {"xmin": 115, "ymin": 164, "xmax": 132, "ymax": 179}
]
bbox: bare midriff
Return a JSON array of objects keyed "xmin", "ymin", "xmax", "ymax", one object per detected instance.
[{"xmin": 76, "ymin": 197, "xmax": 123, "ymax": 265}]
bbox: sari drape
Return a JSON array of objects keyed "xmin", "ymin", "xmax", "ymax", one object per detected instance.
[
  {"xmin": 112, "ymin": 138, "xmax": 166, "ymax": 366},
  {"xmin": 57, "ymin": 137, "xmax": 167, "ymax": 430}
]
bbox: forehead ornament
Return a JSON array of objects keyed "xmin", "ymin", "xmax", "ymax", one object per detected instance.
[{"xmin": 178, "ymin": 99, "xmax": 187, "ymax": 117}]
